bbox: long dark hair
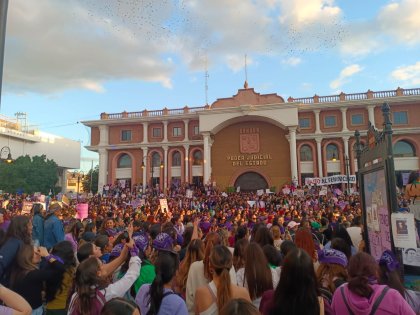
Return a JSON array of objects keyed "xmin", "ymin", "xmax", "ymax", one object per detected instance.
[
  {"xmin": 0, "ymin": 215, "xmax": 32, "ymax": 246},
  {"xmin": 147, "ymin": 251, "xmax": 179, "ymax": 315},
  {"xmin": 378, "ymin": 264, "xmax": 405, "ymax": 298},
  {"xmin": 45, "ymin": 241, "xmax": 77, "ymax": 302},
  {"xmin": 74, "ymin": 257, "xmax": 106, "ymax": 315},
  {"xmin": 269, "ymin": 248, "xmax": 320, "ymax": 315},
  {"xmin": 101, "ymin": 297, "xmax": 139, "ymax": 315},
  {"xmin": 348, "ymin": 252, "xmax": 378, "ymax": 298},
  {"xmin": 244, "ymin": 242, "xmax": 273, "ymax": 300},
  {"xmin": 10, "ymin": 244, "xmax": 37, "ymax": 289},
  {"xmin": 233, "ymin": 238, "xmax": 249, "ymax": 271}
]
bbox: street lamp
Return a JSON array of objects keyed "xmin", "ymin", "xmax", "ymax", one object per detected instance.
[
  {"xmin": 0, "ymin": 146, "xmax": 13, "ymax": 164},
  {"xmin": 72, "ymin": 171, "xmax": 84, "ymax": 202},
  {"xmin": 345, "ymin": 155, "xmax": 351, "ymax": 195},
  {"xmin": 141, "ymin": 156, "xmax": 163, "ymax": 188}
]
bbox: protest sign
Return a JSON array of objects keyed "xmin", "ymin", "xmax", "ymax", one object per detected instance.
[
  {"xmin": 76, "ymin": 203, "xmax": 89, "ymax": 220},
  {"xmin": 22, "ymin": 201, "xmax": 33, "ymax": 215},
  {"xmin": 305, "ymin": 175, "xmax": 356, "ymax": 186},
  {"xmin": 159, "ymin": 199, "xmax": 168, "ymax": 212}
]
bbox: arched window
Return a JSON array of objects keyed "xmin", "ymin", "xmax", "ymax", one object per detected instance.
[
  {"xmin": 192, "ymin": 150, "xmax": 203, "ymax": 166},
  {"xmin": 300, "ymin": 145, "xmax": 313, "ymax": 161},
  {"xmin": 172, "ymin": 151, "xmax": 181, "ymax": 166},
  {"xmin": 394, "ymin": 140, "xmax": 416, "ymax": 157},
  {"xmin": 151, "ymin": 152, "xmax": 161, "ymax": 167},
  {"xmin": 326, "ymin": 144, "xmax": 339, "ymax": 161},
  {"xmin": 117, "ymin": 154, "xmax": 132, "ymax": 168}
]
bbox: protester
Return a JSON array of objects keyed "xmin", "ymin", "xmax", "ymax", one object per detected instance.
[
  {"xmin": 68, "ymin": 238, "xmax": 141, "ymax": 315},
  {"xmin": 0, "ymin": 215, "xmax": 33, "ymax": 286},
  {"xmin": 136, "ymin": 250, "xmax": 187, "ymax": 315},
  {"xmin": 259, "ymin": 248, "xmax": 322, "ymax": 315},
  {"xmin": 378, "ymin": 250, "xmax": 420, "ymax": 314},
  {"xmin": 194, "ymin": 245, "xmax": 251, "ymax": 315},
  {"xmin": 101, "ymin": 297, "xmax": 140, "ymax": 315},
  {"xmin": 44, "ymin": 202, "xmax": 65, "ymax": 250},
  {"xmin": 31, "ymin": 203, "xmax": 45, "ymax": 246},
  {"xmin": 331, "ymin": 252, "xmax": 415, "ymax": 315},
  {"xmin": 65, "ymin": 219, "xmax": 83, "ymax": 253}
]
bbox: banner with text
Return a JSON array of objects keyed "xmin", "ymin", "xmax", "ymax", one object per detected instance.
[{"xmin": 305, "ymin": 175, "xmax": 357, "ymax": 186}]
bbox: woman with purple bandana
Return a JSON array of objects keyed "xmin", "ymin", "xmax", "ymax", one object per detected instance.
[{"xmin": 378, "ymin": 250, "xmax": 420, "ymax": 314}]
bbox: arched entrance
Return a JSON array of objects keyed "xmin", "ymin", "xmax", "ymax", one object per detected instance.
[{"xmin": 234, "ymin": 172, "xmax": 268, "ymax": 191}]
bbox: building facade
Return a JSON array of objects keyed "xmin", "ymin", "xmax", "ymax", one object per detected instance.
[
  {"xmin": 83, "ymin": 86, "xmax": 420, "ymax": 192},
  {"xmin": 0, "ymin": 114, "xmax": 81, "ymax": 191}
]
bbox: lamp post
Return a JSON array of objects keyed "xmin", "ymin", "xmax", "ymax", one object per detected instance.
[
  {"xmin": 72, "ymin": 171, "xmax": 84, "ymax": 202},
  {"xmin": 345, "ymin": 155, "xmax": 351, "ymax": 195},
  {"xmin": 141, "ymin": 156, "xmax": 163, "ymax": 191},
  {"xmin": 0, "ymin": 146, "xmax": 13, "ymax": 164}
]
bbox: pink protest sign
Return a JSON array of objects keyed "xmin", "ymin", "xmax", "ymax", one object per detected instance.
[{"xmin": 76, "ymin": 203, "xmax": 89, "ymax": 220}]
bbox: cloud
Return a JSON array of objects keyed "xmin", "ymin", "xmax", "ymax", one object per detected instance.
[
  {"xmin": 3, "ymin": 0, "xmax": 346, "ymax": 94},
  {"xmin": 282, "ymin": 57, "xmax": 302, "ymax": 66},
  {"xmin": 339, "ymin": 0, "xmax": 420, "ymax": 56},
  {"xmin": 391, "ymin": 62, "xmax": 420, "ymax": 85},
  {"xmin": 4, "ymin": 0, "xmax": 174, "ymax": 94},
  {"xmin": 377, "ymin": 0, "xmax": 420, "ymax": 45},
  {"xmin": 330, "ymin": 64, "xmax": 363, "ymax": 89}
]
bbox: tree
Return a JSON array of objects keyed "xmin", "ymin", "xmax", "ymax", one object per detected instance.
[
  {"xmin": 0, "ymin": 155, "xmax": 58, "ymax": 194},
  {"xmin": 82, "ymin": 165, "xmax": 99, "ymax": 194}
]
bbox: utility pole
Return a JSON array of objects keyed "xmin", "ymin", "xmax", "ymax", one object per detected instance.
[{"xmin": 0, "ymin": 0, "xmax": 9, "ymax": 111}]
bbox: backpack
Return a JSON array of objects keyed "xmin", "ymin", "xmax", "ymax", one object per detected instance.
[{"xmin": 68, "ymin": 289, "xmax": 107, "ymax": 315}]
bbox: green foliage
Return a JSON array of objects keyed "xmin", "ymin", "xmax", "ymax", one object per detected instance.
[
  {"xmin": 226, "ymin": 186, "xmax": 235, "ymax": 193},
  {"xmin": 82, "ymin": 165, "xmax": 99, "ymax": 194},
  {"xmin": 0, "ymin": 155, "xmax": 58, "ymax": 194}
]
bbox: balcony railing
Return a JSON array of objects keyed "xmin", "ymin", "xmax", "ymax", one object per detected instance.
[
  {"xmin": 100, "ymin": 87, "xmax": 420, "ymax": 120},
  {"xmin": 287, "ymin": 87, "xmax": 419, "ymax": 104}
]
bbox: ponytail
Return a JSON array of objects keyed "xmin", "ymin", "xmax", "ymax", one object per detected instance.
[
  {"xmin": 147, "ymin": 273, "xmax": 164, "ymax": 315},
  {"xmin": 215, "ymin": 267, "xmax": 232, "ymax": 311},
  {"xmin": 348, "ymin": 275, "xmax": 373, "ymax": 298},
  {"xmin": 147, "ymin": 251, "xmax": 179, "ymax": 315}
]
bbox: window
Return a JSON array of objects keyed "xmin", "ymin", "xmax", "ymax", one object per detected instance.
[
  {"xmin": 351, "ymin": 114, "xmax": 363, "ymax": 125},
  {"xmin": 152, "ymin": 152, "xmax": 161, "ymax": 166},
  {"xmin": 300, "ymin": 145, "xmax": 313, "ymax": 161},
  {"xmin": 172, "ymin": 151, "xmax": 181, "ymax": 166},
  {"xmin": 299, "ymin": 118, "xmax": 310, "ymax": 129},
  {"xmin": 152, "ymin": 128, "xmax": 161, "ymax": 138},
  {"xmin": 192, "ymin": 150, "xmax": 203, "ymax": 165},
  {"xmin": 325, "ymin": 115, "xmax": 337, "ymax": 127},
  {"xmin": 121, "ymin": 130, "xmax": 132, "ymax": 141},
  {"xmin": 193, "ymin": 125, "xmax": 199, "ymax": 135},
  {"xmin": 393, "ymin": 111, "xmax": 408, "ymax": 125},
  {"xmin": 117, "ymin": 154, "xmax": 132, "ymax": 168},
  {"xmin": 326, "ymin": 144, "xmax": 339, "ymax": 160},
  {"xmin": 393, "ymin": 140, "xmax": 415, "ymax": 157},
  {"xmin": 173, "ymin": 127, "xmax": 182, "ymax": 137}
]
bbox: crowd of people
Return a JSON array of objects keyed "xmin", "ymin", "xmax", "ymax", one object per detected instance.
[{"xmin": 0, "ymin": 170, "xmax": 419, "ymax": 315}]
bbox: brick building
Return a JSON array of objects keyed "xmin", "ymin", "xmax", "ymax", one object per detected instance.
[{"xmin": 83, "ymin": 86, "xmax": 420, "ymax": 192}]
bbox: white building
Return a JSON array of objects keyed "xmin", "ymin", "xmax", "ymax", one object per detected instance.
[{"xmin": 0, "ymin": 113, "xmax": 81, "ymax": 191}]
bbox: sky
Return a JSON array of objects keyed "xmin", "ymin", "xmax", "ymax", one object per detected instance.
[{"xmin": 1, "ymin": 0, "xmax": 420, "ymax": 171}]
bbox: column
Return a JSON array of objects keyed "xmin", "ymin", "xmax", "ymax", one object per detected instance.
[
  {"xmin": 98, "ymin": 148, "xmax": 108, "ymax": 192},
  {"xmin": 143, "ymin": 122, "xmax": 148, "ymax": 143},
  {"xmin": 163, "ymin": 146, "xmax": 168, "ymax": 190},
  {"xmin": 289, "ymin": 127, "xmax": 298, "ymax": 181},
  {"xmin": 342, "ymin": 136, "xmax": 349, "ymax": 159},
  {"xmin": 203, "ymin": 132, "xmax": 211, "ymax": 184},
  {"xmin": 142, "ymin": 147, "xmax": 148, "ymax": 186},
  {"xmin": 314, "ymin": 110, "xmax": 321, "ymax": 134},
  {"xmin": 99, "ymin": 125, "xmax": 109, "ymax": 146},
  {"xmin": 163, "ymin": 121, "xmax": 168, "ymax": 142},
  {"xmin": 368, "ymin": 105, "xmax": 375, "ymax": 127},
  {"xmin": 183, "ymin": 144, "xmax": 189, "ymax": 183},
  {"xmin": 184, "ymin": 120, "xmax": 189, "ymax": 141},
  {"xmin": 341, "ymin": 107, "xmax": 348, "ymax": 132},
  {"xmin": 316, "ymin": 138, "xmax": 323, "ymax": 177}
]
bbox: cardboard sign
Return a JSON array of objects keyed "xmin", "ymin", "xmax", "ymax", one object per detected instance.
[
  {"xmin": 76, "ymin": 203, "xmax": 89, "ymax": 220},
  {"xmin": 22, "ymin": 201, "xmax": 33, "ymax": 215},
  {"xmin": 159, "ymin": 199, "xmax": 168, "ymax": 212}
]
